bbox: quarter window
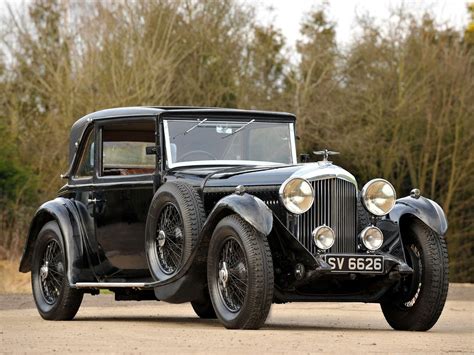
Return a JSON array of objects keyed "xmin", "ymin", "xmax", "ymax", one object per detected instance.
[{"xmin": 74, "ymin": 130, "xmax": 95, "ymax": 179}]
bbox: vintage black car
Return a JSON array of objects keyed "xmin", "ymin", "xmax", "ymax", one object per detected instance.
[{"xmin": 19, "ymin": 107, "xmax": 449, "ymax": 330}]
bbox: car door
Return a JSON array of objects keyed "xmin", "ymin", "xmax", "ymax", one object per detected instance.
[
  {"xmin": 92, "ymin": 117, "xmax": 156, "ymax": 279},
  {"xmin": 69, "ymin": 126, "xmax": 105, "ymax": 278}
]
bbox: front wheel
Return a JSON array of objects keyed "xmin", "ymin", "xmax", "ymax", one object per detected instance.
[
  {"xmin": 207, "ymin": 215, "xmax": 274, "ymax": 329},
  {"xmin": 380, "ymin": 220, "xmax": 449, "ymax": 331},
  {"xmin": 31, "ymin": 221, "xmax": 83, "ymax": 320}
]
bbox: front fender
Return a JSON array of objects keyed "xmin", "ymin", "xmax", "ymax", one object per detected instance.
[
  {"xmin": 388, "ymin": 195, "xmax": 448, "ymax": 236},
  {"xmin": 203, "ymin": 192, "xmax": 273, "ymax": 236},
  {"xmin": 19, "ymin": 198, "xmax": 85, "ymax": 284}
]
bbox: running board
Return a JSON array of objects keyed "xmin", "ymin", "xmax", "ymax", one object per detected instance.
[{"xmin": 74, "ymin": 282, "xmax": 147, "ymax": 289}]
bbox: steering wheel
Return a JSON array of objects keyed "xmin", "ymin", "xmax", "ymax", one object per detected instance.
[{"xmin": 178, "ymin": 150, "xmax": 217, "ymax": 162}]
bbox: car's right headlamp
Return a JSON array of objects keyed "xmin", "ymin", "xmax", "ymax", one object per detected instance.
[
  {"xmin": 279, "ymin": 177, "xmax": 314, "ymax": 214},
  {"xmin": 361, "ymin": 178, "xmax": 396, "ymax": 216}
]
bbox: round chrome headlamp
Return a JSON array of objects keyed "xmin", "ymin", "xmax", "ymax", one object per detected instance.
[
  {"xmin": 312, "ymin": 225, "xmax": 335, "ymax": 250},
  {"xmin": 361, "ymin": 178, "xmax": 396, "ymax": 216},
  {"xmin": 279, "ymin": 178, "xmax": 314, "ymax": 214},
  {"xmin": 360, "ymin": 226, "xmax": 384, "ymax": 251}
]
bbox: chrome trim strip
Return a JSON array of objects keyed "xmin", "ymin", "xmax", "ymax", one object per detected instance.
[
  {"xmin": 169, "ymin": 160, "xmax": 285, "ymax": 168},
  {"xmin": 289, "ymin": 123, "xmax": 297, "ymax": 164},
  {"xmin": 291, "ymin": 162, "xmax": 358, "ymax": 188},
  {"xmin": 65, "ymin": 180, "xmax": 154, "ymax": 189},
  {"xmin": 74, "ymin": 282, "xmax": 146, "ymax": 288},
  {"xmin": 163, "ymin": 119, "xmax": 172, "ymax": 169}
]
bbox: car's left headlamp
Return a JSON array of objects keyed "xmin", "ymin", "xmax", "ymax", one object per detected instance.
[
  {"xmin": 280, "ymin": 178, "xmax": 314, "ymax": 214},
  {"xmin": 361, "ymin": 178, "xmax": 396, "ymax": 216}
]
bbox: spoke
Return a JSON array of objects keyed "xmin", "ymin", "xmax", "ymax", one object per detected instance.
[
  {"xmin": 48, "ymin": 268, "xmax": 62, "ymax": 277},
  {"xmin": 165, "ymin": 236, "xmax": 182, "ymax": 250},
  {"xmin": 230, "ymin": 277, "xmax": 247, "ymax": 295},
  {"xmin": 49, "ymin": 276, "xmax": 62, "ymax": 290},
  {"xmin": 40, "ymin": 240, "xmax": 64, "ymax": 304},
  {"xmin": 166, "ymin": 239, "xmax": 182, "ymax": 258},
  {"xmin": 169, "ymin": 248, "xmax": 181, "ymax": 269},
  {"xmin": 229, "ymin": 273, "xmax": 248, "ymax": 288},
  {"xmin": 156, "ymin": 204, "xmax": 185, "ymax": 275},
  {"xmin": 44, "ymin": 244, "xmax": 51, "ymax": 264},
  {"xmin": 218, "ymin": 238, "xmax": 248, "ymax": 312}
]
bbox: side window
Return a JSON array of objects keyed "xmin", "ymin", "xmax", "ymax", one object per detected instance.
[
  {"xmin": 74, "ymin": 130, "xmax": 95, "ymax": 179},
  {"xmin": 100, "ymin": 121, "xmax": 155, "ymax": 176}
]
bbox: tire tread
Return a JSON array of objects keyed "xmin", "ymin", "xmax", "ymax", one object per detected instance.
[
  {"xmin": 381, "ymin": 220, "xmax": 449, "ymax": 331},
  {"xmin": 208, "ymin": 214, "xmax": 274, "ymax": 330}
]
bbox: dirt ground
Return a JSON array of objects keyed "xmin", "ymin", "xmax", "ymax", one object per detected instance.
[{"xmin": 1, "ymin": 284, "xmax": 473, "ymax": 354}]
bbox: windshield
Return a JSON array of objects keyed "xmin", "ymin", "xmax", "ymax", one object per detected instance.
[{"xmin": 164, "ymin": 119, "xmax": 296, "ymax": 168}]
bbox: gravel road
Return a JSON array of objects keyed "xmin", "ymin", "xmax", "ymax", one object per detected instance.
[{"xmin": 1, "ymin": 284, "xmax": 473, "ymax": 353}]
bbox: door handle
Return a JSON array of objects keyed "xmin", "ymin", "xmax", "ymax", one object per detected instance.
[{"xmin": 87, "ymin": 198, "xmax": 104, "ymax": 204}]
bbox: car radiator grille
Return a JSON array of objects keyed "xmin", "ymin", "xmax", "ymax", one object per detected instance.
[{"xmin": 295, "ymin": 178, "xmax": 357, "ymax": 254}]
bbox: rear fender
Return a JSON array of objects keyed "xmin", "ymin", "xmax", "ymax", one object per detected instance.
[
  {"xmin": 388, "ymin": 195, "xmax": 448, "ymax": 236},
  {"xmin": 19, "ymin": 198, "xmax": 85, "ymax": 284}
]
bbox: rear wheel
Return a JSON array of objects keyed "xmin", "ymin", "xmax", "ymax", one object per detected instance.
[
  {"xmin": 207, "ymin": 215, "xmax": 273, "ymax": 329},
  {"xmin": 31, "ymin": 221, "xmax": 83, "ymax": 320},
  {"xmin": 380, "ymin": 220, "xmax": 449, "ymax": 331}
]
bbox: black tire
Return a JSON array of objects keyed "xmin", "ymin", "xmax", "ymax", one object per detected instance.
[
  {"xmin": 191, "ymin": 288, "xmax": 217, "ymax": 319},
  {"xmin": 207, "ymin": 214, "xmax": 274, "ymax": 329},
  {"xmin": 146, "ymin": 181, "xmax": 205, "ymax": 281},
  {"xmin": 31, "ymin": 221, "xmax": 83, "ymax": 320},
  {"xmin": 380, "ymin": 219, "xmax": 449, "ymax": 331}
]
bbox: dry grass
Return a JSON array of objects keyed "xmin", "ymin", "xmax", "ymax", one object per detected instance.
[{"xmin": 0, "ymin": 260, "xmax": 31, "ymax": 294}]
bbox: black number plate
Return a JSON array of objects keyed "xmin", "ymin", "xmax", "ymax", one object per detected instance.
[{"xmin": 324, "ymin": 255, "xmax": 384, "ymax": 273}]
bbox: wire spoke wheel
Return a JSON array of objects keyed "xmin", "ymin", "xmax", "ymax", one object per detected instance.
[
  {"xmin": 39, "ymin": 239, "xmax": 64, "ymax": 305},
  {"xmin": 31, "ymin": 221, "xmax": 83, "ymax": 320},
  {"xmin": 217, "ymin": 238, "xmax": 249, "ymax": 313},
  {"xmin": 156, "ymin": 203, "xmax": 184, "ymax": 275},
  {"xmin": 380, "ymin": 220, "xmax": 449, "ymax": 331},
  {"xmin": 207, "ymin": 215, "xmax": 273, "ymax": 329},
  {"xmin": 402, "ymin": 243, "xmax": 423, "ymax": 308},
  {"xmin": 146, "ymin": 182, "xmax": 206, "ymax": 282}
]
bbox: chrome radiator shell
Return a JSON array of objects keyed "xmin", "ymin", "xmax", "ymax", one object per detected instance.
[{"xmin": 294, "ymin": 178, "xmax": 357, "ymax": 254}]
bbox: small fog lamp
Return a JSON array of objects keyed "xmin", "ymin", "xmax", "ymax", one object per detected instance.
[
  {"xmin": 360, "ymin": 226, "xmax": 384, "ymax": 251},
  {"xmin": 312, "ymin": 225, "xmax": 335, "ymax": 250}
]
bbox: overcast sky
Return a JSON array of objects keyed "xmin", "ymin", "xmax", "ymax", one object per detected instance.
[
  {"xmin": 246, "ymin": 0, "xmax": 470, "ymax": 47},
  {"xmin": 1, "ymin": 0, "xmax": 470, "ymax": 47}
]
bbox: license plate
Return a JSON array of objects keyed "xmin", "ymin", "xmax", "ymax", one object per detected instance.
[{"xmin": 324, "ymin": 254, "xmax": 384, "ymax": 273}]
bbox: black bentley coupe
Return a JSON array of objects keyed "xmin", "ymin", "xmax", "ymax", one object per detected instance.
[{"xmin": 19, "ymin": 106, "xmax": 449, "ymax": 330}]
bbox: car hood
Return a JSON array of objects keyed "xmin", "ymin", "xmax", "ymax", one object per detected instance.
[{"xmin": 170, "ymin": 162, "xmax": 357, "ymax": 189}]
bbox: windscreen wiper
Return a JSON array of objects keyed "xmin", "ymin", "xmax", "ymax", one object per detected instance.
[
  {"xmin": 221, "ymin": 119, "xmax": 255, "ymax": 139},
  {"xmin": 172, "ymin": 119, "xmax": 208, "ymax": 140}
]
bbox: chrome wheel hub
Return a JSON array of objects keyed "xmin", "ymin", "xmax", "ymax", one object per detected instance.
[
  {"xmin": 157, "ymin": 230, "xmax": 166, "ymax": 248},
  {"xmin": 219, "ymin": 262, "xmax": 229, "ymax": 288},
  {"xmin": 40, "ymin": 262, "xmax": 49, "ymax": 281}
]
